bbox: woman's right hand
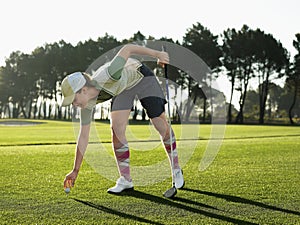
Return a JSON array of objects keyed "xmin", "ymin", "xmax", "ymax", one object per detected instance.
[{"xmin": 63, "ymin": 169, "xmax": 78, "ymax": 188}]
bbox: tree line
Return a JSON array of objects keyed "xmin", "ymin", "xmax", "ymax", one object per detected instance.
[{"xmin": 0, "ymin": 22, "xmax": 299, "ymax": 124}]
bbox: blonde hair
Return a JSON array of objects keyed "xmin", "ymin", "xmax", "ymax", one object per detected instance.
[
  {"xmin": 81, "ymin": 72, "xmax": 94, "ymax": 87},
  {"xmin": 75, "ymin": 72, "xmax": 94, "ymax": 94}
]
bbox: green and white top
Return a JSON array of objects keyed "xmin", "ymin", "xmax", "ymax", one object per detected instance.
[{"xmin": 80, "ymin": 56, "xmax": 144, "ymax": 125}]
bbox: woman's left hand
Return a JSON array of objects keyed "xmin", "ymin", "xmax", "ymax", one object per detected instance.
[{"xmin": 157, "ymin": 51, "xmax": 170, "ymax": 67}]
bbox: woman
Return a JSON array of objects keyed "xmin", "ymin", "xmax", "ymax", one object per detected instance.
[{"xmin": 62, "ymin": 44, "xmax": 184, "ymax": 194}]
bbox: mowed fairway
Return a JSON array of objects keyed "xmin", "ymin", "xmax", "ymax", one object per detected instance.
[{"xmin": 0, "ymin": 120, "xmax": 300, "ymax": 224}]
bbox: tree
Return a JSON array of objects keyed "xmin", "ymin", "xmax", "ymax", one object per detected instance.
[
  {"xmin": 183, "ymin": 22, "xmax": 222, "ymax": 70},
  {"xmin": 253, "ymin": 29, "xmax": 289, "ymax": 124},
  {"xmin": 285, "ymin": 33, "xmax": 300, "ymax": 124},
  {"xmin": 222, "ymin": 26, "xmax": 263, "ymax": 123},
  {"xmin": 232, "ymin": 26, "xmax": 257, "ymax": 124},
  {"xmin": 0, "ymin": 66, "xmax": 8, "ymax": 117},
  {"xmin": 182, "ymin": 22, "xmax": 222, "ymax": 121},
  {"xmin": 222, "ymin": 25, "xmax": 289, "ymax": 124},
  {"xmin": 267, "ymin": 83, "xmax": 283, "ymax": 119},
  {"xmin": 244, "ymin": 90, "xmax": 259, "ymax": 120},
  {"xmin": 222, "ymin": 28, "xmax": 242, "ymax": 123},
  {"xmin": 0, "ymin": 51, "xmax": 39, "ymax": 118}
]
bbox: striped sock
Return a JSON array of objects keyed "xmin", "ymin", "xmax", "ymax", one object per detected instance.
[
  {"xmin": 114, "ymin": 143, "xmax": 131, "ymax": 181},
  {"xmin": 163, "ymin": 133, "xmax": 179, "ymax": 169}
]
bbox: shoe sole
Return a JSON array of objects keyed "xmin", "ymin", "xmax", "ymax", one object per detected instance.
[{"xmin": 107, "ymin": 187, "xmax": 134, "ymax": 195}]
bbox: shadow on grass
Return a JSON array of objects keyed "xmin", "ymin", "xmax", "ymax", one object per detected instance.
[
  {"xmin": 73, "ymin": 198, "xmax": 164, "ymax": 225},
  {"xmin": 73, "ymin": 191, "xmax": 258, "ymax": 224},
  {"xmin": 183, "ymin": 188, "xmax": 300, "ymax": 216},
  {"xmin": 120, "ymin": 190, "xmax": 258, "ymax": 225}
]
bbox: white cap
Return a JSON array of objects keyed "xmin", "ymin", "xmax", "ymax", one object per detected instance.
[{"xmin": 61, "ymin": 72, "xmax": 86, "ymax": 106}]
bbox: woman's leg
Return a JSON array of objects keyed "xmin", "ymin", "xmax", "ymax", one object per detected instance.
[
  {"xmin": 150, "ymin": 112, "xmax": 179, "ymax": 170},
  {"xmin": 110, "ymin": 109, "xmax": 132, "ymax": 181},
  {"xmin": 151, "ymin": 112, "xmax": 184, "ymax": 188}
]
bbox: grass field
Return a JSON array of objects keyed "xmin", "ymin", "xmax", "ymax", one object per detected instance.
[{"xmin": 0, "ymin": 119, "xmax": 300, "ymax": 224}]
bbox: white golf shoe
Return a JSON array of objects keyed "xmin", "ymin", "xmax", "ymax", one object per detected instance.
[
  {"xmin": 107, "ymin": 176, "xmax": 134, "ymax": 194},
  {"xmin": 174, "ymin": 168, "xmax": 185, "ymax": 189}
]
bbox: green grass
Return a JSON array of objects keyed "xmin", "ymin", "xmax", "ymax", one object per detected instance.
[{"xmin": 0, "ymin": 119, "xmax": 300, "ymax": 224}]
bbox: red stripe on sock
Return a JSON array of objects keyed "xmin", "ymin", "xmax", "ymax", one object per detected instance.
[
  {"xmin": 165, "ymin": 142, "xmax": 177, "ymax": 152},
  {"xmin": 115, "ymin": 151, "xmax": 130, "ymax": 159}
]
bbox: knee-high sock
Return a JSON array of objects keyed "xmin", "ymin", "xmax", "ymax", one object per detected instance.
[
  {"xmin": 163, "ymin": 133, "xmax": 179, "ymax": 169},
  {"xmin": 114, "ymin": 143, "xmax": 131, "ymax": 181}
]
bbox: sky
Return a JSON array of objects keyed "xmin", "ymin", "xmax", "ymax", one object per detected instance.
[
  {"xmin": 0, "ymin": 0, "xmax": 299, "ymax": 104},
  {"xmin": 0, "ymin": 0, "xmax": 299, "ymax": 66}
]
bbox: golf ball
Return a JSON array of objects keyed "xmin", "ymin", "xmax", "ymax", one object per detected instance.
[{"xmin": 64, "ymin": 187, "xmax": 70, "ymax": 194}]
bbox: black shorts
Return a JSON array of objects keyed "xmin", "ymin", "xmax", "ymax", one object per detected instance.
[{"xmin": 111, "ymin": 64, "xmax": 167, "ymax": 119}]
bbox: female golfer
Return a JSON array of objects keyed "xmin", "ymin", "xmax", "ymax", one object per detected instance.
[{"xmin": 62, "ymin": 44, "xmax": 184, "ymax": 193}]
